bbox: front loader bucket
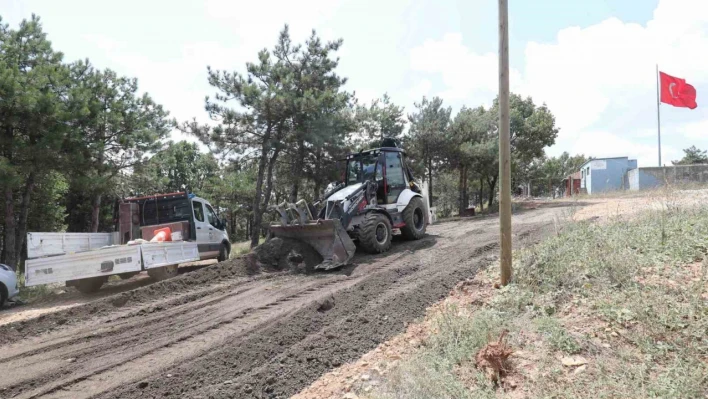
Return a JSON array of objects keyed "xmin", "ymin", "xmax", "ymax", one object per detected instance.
[{"xmin": 269, "ymin": 219, "xmax": 356, "ymax": 270}]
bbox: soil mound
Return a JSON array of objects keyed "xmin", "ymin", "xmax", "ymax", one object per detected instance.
[{"xmin": 252, "ymin": 237, "xmax": 323, "ymax": 273}]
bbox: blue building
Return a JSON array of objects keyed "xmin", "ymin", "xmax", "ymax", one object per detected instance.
[{"xmin": 579, "ymin": 157, "xmax": 638, "ymax": 194}]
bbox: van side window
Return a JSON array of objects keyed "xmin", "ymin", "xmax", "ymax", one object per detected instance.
[
  {"xmin": 193, "ymin": 201, "xmax": 205, "ymax": 222},
  {"xmin": 205, "ymin": 204, "xmax": 218, "ymax": 227}
]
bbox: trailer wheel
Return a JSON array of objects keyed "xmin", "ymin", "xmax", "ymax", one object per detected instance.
[
  {"xmin": 147, "ymin": 265, "xmax": 179, "ymax": 281},
  {"xmin": 118, "ymin": 272, "xmax": 139, "ymax": 280},
  {"xmin": 73, "ymin": 276, "xmax": 107, "ymax": 294},
  {"xmin": 358, "ymin": 213, "xmax": 393, "ymax": 254},
  {"xmin": 400, "ymin": 197, "xmax": 427, "ymax": 240}
]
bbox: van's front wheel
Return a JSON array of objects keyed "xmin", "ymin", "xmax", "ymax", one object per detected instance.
[{"xmin": 217, "ymin": 243, "xmax": 229, "ymax": 262}]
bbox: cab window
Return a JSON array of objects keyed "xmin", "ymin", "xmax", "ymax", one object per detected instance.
[
  {"xmin": 205, "ymin": 204, "xmax": 219, "ymax": 228},
  {"xmin": 193, "ymin": 201, "xmax": 205, "ymax": 222},
  {"xmin": 385, "ymin": 152, "xmax": 406, "ymax": 203}
]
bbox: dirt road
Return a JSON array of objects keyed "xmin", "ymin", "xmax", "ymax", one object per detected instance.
[{"xmin": 0, "ymin": 205, "xmax": 559, "ymax": 399}]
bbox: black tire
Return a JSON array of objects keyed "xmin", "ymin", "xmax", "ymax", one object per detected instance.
[
  {"xmin": 358, "ymin": 213, "xmax": 393, "ymax": 254},
  {"xmin": 217, "ymin": 243, "xmax": 229, "ymax": 262},
  {"xmin": 400, "ymin": 197, "xmax": 427, "ymax": 240},
  {"xmin": 147, "ymin": 265, "xmax": 179, "ymax": 281},
  {"xmin": 117, "ymin": 272, "xmax": 139, "ymax": 280},
  {"xmin": 0, "ymin": 283, "xmax": 7, "ymax": 307},
  {"xmin": 73, "ymin": 277, "xmax": 107, "ymax": 294}
]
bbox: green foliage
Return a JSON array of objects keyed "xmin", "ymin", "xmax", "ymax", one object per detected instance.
[
  {"xmin": 672, "ymin": 145, "xmax": 708, "ymax": 165},
  {"xmin": 354, "ymin": 93, "xmax": 406, "ymax": 149},
  {"xmin": 131, "ymin": 141, "xmax": 218, "ymax": 195},
  {"xmin": 369, "ymin": 307, "xmax": 503, "ymax": 399},
  {"xmin": 523, "ymin": 152, "xmax": 590, "ymax": 197},
  {"xmin": 28, "ymin": 171, "xmax": 69, "ymax": 233},
  {"xmin": 535, "ymin": 316, "xmax": 582, "ymax": 354}
]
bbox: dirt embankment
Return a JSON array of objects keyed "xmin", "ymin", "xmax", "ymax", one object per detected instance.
[{"xmin": 0, "ymin": 204, "xmax": 561, "ymax": 399}]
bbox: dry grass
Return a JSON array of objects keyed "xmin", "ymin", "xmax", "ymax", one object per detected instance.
[{"xmin": 364, "ymin": 192, "xmax": 708, "ymax": 399}]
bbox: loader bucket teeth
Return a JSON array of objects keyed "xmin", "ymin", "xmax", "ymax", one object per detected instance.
[
  {"xmin": 269, "ymin": 219, "xmax": 356, "ymax": 270},
  {"xmin": 272, "ymin": 202, "xmax": 290, "ymax": 225}
]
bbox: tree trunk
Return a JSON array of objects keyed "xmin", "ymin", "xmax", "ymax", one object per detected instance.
[
  {"xmin": 90, "ymin": 193, "xmax": 102, "ymax": 232},
  {"xmin": 487, "ymin": 176, "xmax": 498, "ymax": 208},
  {"xmin": 462, "ymin": 166, "xmax": 468, "ymax": 210},
  {"xmin": 313, "ymin": 151, "xmax": 322, "ymax": 200},
  {"xmin": 479, "ymin": 177, "xmax": 484, "ymax": 211},
  {"xmin": 3, "ymin": 187, "xmax": 16, "ymax": 270},
  {"xmin": 458, "ymin": 165, "xmax": 465, "ymax": 215},
  {"xmin": 463, "ymin": 167, "xmax": 469, "ymax": 211},
  {"xmin": 15, "ymin": 171, "xmax": 35, "ymax": 274},
  {"xmin": 250, "ymin": 143, "xmax": 270, "ymax": 248},
  {"xmin": 262, "ymin": 149, "xmax": 280, "ymax": 215},
  {"xmin": 427, "ymin": 157, "xmax": 433, "ymax": 207},
  {"xmin": 289, "ymin": 139, "xmax": 306, "ymax": 202}
]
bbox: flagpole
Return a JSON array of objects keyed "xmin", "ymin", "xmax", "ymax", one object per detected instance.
[{"xmin": 656, "ymin": 64, "xmax": 662, "ymax": 166}]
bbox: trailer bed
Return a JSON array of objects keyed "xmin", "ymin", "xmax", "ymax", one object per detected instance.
[{"xmin": 25, "ymin": 241, "xmax": 200, "ymax": 287}]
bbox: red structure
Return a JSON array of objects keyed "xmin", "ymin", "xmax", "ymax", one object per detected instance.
[{"xmin": 563, "ymin": 171, "xmax": 582, "ymax": 197}]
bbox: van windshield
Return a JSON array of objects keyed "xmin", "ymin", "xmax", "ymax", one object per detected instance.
[{"xmin": 142, "ymin": 198, "xmax": 192, "ymax": 226}]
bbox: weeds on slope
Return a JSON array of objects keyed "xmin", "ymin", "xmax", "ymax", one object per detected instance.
[{"xmin": 367, "ymin": 205, "xmax": 708, "ymax": 399}]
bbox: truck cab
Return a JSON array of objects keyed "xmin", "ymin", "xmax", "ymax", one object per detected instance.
[{"xmin": 121, "ymin": 192, "xmax": 231, "ymax": 261}]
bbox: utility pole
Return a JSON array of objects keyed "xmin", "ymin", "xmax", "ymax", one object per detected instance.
[
  {"xmin": 498, "ymin": 0, "xmax": 512, "ymax": 286},
  {"xmin": 656, "ymin": 64, "xmax": 662, "ymax": 166}
]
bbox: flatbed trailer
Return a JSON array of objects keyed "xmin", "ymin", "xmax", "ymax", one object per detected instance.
[{"xmin": 25, "ymin": 233, "xmax": 200, "ymax": 293}]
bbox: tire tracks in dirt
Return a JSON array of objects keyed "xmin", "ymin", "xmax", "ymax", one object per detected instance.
[{"xmin": 1, "ymin": 207, "xmax": 558, "ymax": 399}]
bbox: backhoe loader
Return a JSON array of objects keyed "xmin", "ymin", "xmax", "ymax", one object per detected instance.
[{"xmin": 269, "ymin": 139, "xmax": 430, "ymax": 270}]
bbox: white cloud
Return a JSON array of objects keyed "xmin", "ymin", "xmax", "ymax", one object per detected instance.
[
  {"xmin": 409, "ymin": 33, "xmax": 522, "ymax": 104},
  {"xmin": 408, "ymin": 0, "xmax": 708, "ymax": 168},
  {"xmin": 406, "ymin": 79, "xmax": 432, "ymax": 104},
  {"xmin": 678, "ymin": 119, "xmax": 708, "ymax": 139}
]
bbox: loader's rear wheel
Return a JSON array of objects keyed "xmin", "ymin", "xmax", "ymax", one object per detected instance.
[
  {"xmin": 148, "ymin": 265, "xmax": 179, "ymax": 281},
  {"xmin": 400, "ymin": 197, "xmax": 427, "ymax": 240},
  {"xmin": 358, "ymin": 213, "xmax": 392, "ymax": 254},
  {"xmin": 73, "ymin": 276, "xmax": 107, "ymax": 294}
]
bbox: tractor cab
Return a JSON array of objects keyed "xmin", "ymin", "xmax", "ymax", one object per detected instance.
[{"xmin": 344, "ymin": 139, "xmax": 420, "ymax": 206}]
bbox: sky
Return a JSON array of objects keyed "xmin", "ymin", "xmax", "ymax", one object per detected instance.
[{"xmin": 5, "ymin": 0, "xmax": 708, "ymax": 167}]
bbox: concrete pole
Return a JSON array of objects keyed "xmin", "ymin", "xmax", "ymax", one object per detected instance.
[
  {"xmin": 498, "ymin": 0, "xmax": 512, "ymax": 286},
  {"xmin": 656, "ymin": 64, "xmax": 662, "ymax": 167}
]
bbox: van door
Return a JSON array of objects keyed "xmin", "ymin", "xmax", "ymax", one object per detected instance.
[
  {"xmin": 204, "ymin": 202, "xmax": 225, "ymax": 248},
  {"xmin": 191, "ymin": 199, "xmax": 219, "ymax": 258}
]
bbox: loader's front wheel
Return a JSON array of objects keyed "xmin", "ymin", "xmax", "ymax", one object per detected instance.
[
  {"xmin": 72, "ymin": 276, "xmax": 107, "ymax": 294},
  {"xmin": 400, "ymin": 197, "xmax": 427, "ymax": 240},
  {"xmin": 148, "ymin": 265, "xmax": 179, "ymax": 281},
  {"xmin": 359, "ymin": 213, "xmax": 392, "ymax": 254}
]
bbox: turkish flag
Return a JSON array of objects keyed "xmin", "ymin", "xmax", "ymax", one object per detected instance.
[{"xmin": 660, "ymin": 72, "xmax": 697, "ymax": 109}]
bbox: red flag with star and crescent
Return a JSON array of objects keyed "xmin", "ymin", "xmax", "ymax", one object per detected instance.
[{"xmin": 660, "ymin": 72, "xmax": 697, "ymax": 109}]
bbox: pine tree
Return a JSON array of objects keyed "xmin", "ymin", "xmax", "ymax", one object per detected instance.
[
  {"xmin": 66, "ymin": 61, "xmax": 171, "ymax": 232},
  {"xmin": 0, "ymin": 15, "xmax": 69, "ymax": 269},
  {"xmin": 407, "ymin": 96, "xmax": 452, "ymax": 206}
]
